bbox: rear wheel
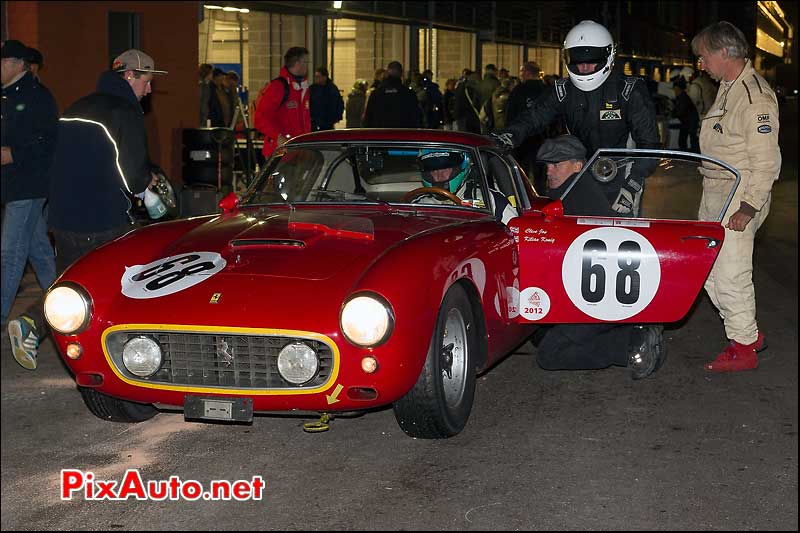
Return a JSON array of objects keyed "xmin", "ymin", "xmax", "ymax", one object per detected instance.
[
  {"xmin": 393, "ymin": 285, "xmax": 477, "ymax": 438},
  {"xmin": 79, "ymin": 388, "xmax": 158, "ymax": 423}
]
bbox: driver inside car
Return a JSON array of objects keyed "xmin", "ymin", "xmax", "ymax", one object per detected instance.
[{"xmin": 414, "ymin": 149, "xmax": 517, "ymax": 224}]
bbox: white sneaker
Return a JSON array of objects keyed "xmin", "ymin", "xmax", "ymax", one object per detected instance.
[{"xmin": 8, "ymin": 316, "xmax": 39, "ymax": 370}]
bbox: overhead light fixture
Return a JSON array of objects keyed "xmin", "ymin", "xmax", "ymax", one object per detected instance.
[
  {"xmin": 205, "ymin": 4, "xmax": 223, "ymax": 9},
  {"xmin": 333, "ymin": 1, "xmax": 343, "ymax": 8},
  {"xmin": 240, "ymin": 8, "xmax": 249, "ymax": 13},
  {"xmin": 223, "ymin": 6, "xmax": 239, "ymax": 11}
]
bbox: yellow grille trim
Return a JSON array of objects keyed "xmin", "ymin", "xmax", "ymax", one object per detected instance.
[{"xmin": 101, "ymin": 323, "xmax": 340, "ymax": 395}]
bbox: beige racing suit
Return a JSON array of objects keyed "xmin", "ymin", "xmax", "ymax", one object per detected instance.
[{"xmin": 697, "ymin": 60, "xmax": 781, "ymax": 345}]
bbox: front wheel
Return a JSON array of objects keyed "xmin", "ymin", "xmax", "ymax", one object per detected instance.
[
  {"xmin": 79, "ymin": 387, "xmax": 158, "ymax": 423},
  {"xmin": 393, "ymin": 285, "xmax": 478, "ymax": 438}
]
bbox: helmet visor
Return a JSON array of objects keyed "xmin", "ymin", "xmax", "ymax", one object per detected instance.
[{"xmin": 564, "ymin": 45, "xmax": 611, "ymax": 73}]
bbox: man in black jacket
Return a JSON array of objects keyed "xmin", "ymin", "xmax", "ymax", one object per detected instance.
[
  {"xmin": 506, "ymin": 61, "xmax": 547, "ymax": 192},
  {"xmin": 362, "ymin": 61, "xmax": 421, "ymax": 128},
  {"xmin": 310, "ymin": 67, "xmax": 344, "ymax": 131},
  {"xmin": 672, "ymin": 78, "xmax": 699, "ymax": 152},
  {"xmin": 49, "ymin": 48, "xmax": 166, "ymax": 271},
  {"xmin": 532, "ymin": 135, "xmax": 665, "ymax": 379},
  {"xmin": 492, "ymin": 21, "xmax": 660, "ymax": 216},
  {"xmin": 1, "ymin": 39, "xmax": 59, "ymax": 369}
]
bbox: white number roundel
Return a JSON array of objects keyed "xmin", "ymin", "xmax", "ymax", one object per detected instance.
[
  {"xmin": 562, "ymin": 227, "xmax": 660, "ymax": 321},
  {"xmin": 122, "ymin": 252, "xmax": 227, "ymax": 299}
]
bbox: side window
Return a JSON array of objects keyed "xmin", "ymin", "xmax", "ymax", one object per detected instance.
[{"xmin": 479, "ymin": 150, "xmax": 522, "ymax": 218}]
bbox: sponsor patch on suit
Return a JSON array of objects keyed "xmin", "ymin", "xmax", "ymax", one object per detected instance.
[
  {"xmin": 757, "ymin": 124, "xmax": 772, "ymax": 134},
  {"xmin": 757, "ymin": 114, "xmax": 770, "ymax": 122},
  {"xmin": 600, "ymin": 109, "xmax": 622, "ymax": 120}
]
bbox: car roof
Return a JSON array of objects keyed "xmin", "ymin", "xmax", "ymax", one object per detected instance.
[{"xmin": 287, "ymin": 129, "xmax": 494, "ymax": 148}]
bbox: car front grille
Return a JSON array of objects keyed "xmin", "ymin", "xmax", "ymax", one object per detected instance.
[{"xmin": 104, "ymin": 330, "xmax": 335, "ymax": 390}]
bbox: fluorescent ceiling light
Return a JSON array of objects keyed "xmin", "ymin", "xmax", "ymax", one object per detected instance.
[
  {"xmin": 205, "ymin": 5, "xmax": 223, "ymax": 9},
  {"xmin": 333, "ymin": 1, "xmax": 343, "ymax": 8}
]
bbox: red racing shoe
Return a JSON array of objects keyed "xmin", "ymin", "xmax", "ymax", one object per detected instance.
[{"xmin": 704, "ymin": 332, "xmax": 766, "ymax": 373}]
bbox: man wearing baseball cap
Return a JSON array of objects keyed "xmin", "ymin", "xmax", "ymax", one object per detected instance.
[
  {"xmin": 22, "ymin": 49, "xmax": 170, "ymax": 369},
  {"xmin": 532, "ymin": 134, "xmax": 665, "ymax": 380},
  {"xmin": 2, "ymin": 39, "xmax": 59, "ymax": 370}
]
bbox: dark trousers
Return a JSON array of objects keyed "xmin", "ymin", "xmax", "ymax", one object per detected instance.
[
  {"xmin": 678, "ymin": 126, "xmax": 699, "ymax": 153},
  {"xmin": 535, "ymin": 323, "xmax": 634, "ymax": 370}
]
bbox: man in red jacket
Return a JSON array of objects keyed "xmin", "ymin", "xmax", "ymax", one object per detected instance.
[{"xmin": 254, "ymin": 47, "xmax": 311, "ymax": 158}]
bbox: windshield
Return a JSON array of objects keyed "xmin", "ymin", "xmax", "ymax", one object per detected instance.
[{"xmin": 240, "ymin": 144, "xmax": 494, "ymax": 214}]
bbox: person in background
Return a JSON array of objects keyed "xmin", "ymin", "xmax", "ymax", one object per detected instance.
[
  {"xmin": 692, "ymin": 21, "xmax": 780, "ymax": 372},
  {"xmin": 2, "ymin": 39, "xmax": 59, "ymax": 370},
  {"xmin": 454, "ymin": 70, "xmax": 482, "ymax": 133},
  {"xmin": 362, "ymin": 61, "xmax": 421, "ymax": 128},
  {"xmin": 310, "ymin": 66, "xmax": 344, "ymax": 131},
  {"xmin": 345, "ymin": 80, "xmax": 368, "ymax": 128},
  {"xmin": 442, "ymin": 78, "xmax": 457, "ymax": 131},
  {"xmin": 225, "ymin": 70, "xmax": 244, "ymax": 129},
  {"xmin": 198, "ymin": 63, "xmax": 213, "ymax": 127},
  {"xmin": 506, "ymin": 61, "xmax": 547, "ymax": 192},
  {"xmin": 478, "ymin": 64, "xmax": 501, "ymax": 132},
  {"xmin": 362, "ymin": 67, "xmax": 386, "ymax": 124},
  {"xmin": 208, "ymin": 67, "xmax": 230, "ymax": 127},
  {"xmin": 26, "ymin": 47, "xmax": 43, "ymax": 81},
  {"xmin": 254, "ymin": 46, "xmax": 311, "ymax": 158},
  {"xmin": 672, "ymin": 77, "xmax": 699, "ymax": 152},
  {"xmin": 490, "ymin": 77, "xmax": 514, "ymax": 130},
  {"xmin": 695, "ymin": 69, "xmax": 719, "ymax": 119},
  {"xmin": 420, "ymin": 69, "xmax": 444, "ymax": 129}
]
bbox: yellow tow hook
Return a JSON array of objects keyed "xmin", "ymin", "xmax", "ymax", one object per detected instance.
[{"xmin": 303, "ymin": 413, "xmax": 332, "ymax": 433}]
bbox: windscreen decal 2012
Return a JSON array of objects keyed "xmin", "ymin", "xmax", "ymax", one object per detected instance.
[
  {"xmin": 121, "ymin": 252, "xmax": 227, "ymax": 299},
  {"xmin": 561, "ymin": 228, "xmax": 660, "ymax": 320}
]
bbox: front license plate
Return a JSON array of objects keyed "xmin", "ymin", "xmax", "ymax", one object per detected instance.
[{"xmin": 184, "ymin": 396, "xmax": 253, "ymax": 422}]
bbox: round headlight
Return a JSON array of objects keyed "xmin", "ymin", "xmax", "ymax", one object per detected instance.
[
  {"xmin": 44, "ymin": 284, "xmax": 92, "ymax": 335},
  {"xmin": 277, "ymin": 342, "xmax": 319, "ymax": 384},
  {"xmin": 340, "ymin": 294, "xmax": 394, "ymax": 347},
  {"xmin": 122, "ymin": 337, "xmax": 163, "ymax": 377}
]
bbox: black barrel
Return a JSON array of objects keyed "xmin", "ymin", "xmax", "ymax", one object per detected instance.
[{"xmin": 182, "ymin": 128, "xmax": 234, "ymax": 187}]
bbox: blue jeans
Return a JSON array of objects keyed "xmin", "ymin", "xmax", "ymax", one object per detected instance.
[{"xmin": 1, "ymin": 198, "xmax": 57, "ymax": 324}]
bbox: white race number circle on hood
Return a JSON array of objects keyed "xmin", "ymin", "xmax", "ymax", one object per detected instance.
[{"xmin": 121, "ymin": 252, "xmax": 227, "ymax": 299}]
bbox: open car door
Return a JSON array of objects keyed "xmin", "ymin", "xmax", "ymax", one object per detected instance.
[{"xmin": 509, "ymin": 149, "xmax": 739, "ymax": 324}]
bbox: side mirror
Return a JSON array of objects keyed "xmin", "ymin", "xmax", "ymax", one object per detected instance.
[
  {"xmin": 541, "ymin": 199, "xmax": 564, "ymax": 218},
  {"xmin": 218, "ymin": 192, "xmax": 240, "ymax": 213}
]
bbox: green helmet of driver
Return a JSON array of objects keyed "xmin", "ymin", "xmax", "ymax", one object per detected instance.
[{"xmin": 419, "ymin": 150, "xmax": 469, "ymax": 193}]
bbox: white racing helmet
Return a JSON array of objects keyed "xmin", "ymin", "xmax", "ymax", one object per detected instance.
[{"xmin": 562, "ymin": 20, "xmax": 616, "ymax": 92}]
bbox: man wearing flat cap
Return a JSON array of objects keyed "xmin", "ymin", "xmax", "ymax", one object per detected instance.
[
  {"xmin": 532, "ymin": 135, "xmax": 665, "ymax": 380},
  {"xmin": 537, "ymin": 135, "xmax": 613, "ymax": 217},
  {"xmin": 2, "ymin": 39, "xmax": 59, "ymax": 370}
]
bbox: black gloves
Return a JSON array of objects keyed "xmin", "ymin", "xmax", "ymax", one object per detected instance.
[{"xmin": 487, "ymin": 132, "xmax": 515, "ymax": 153}]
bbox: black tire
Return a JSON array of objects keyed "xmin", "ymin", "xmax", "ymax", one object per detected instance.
[
  {"xmin": 79, "ymin": 387, "xmax": 158, "ymax": 423},
  {"xmin": 393, "ymin": 285, "xmax": 478, "ymax": 438}
]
